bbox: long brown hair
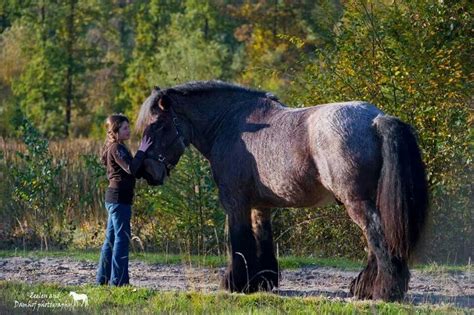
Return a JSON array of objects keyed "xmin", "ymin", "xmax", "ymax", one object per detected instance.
[{"xmin": 100, "ymin": 114, "xmax": 129, "ymax": 165}]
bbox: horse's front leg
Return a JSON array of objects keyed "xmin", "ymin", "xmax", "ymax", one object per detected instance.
[
  {"xmin": 251, "ymin": 208, "xmax": 279, "ymax": 291},
  {"xmin": 220, "ymin": 196, "xmax": 258, "ymax": 293}
]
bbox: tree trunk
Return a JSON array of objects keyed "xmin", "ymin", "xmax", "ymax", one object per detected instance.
[{"xmin": 65, "ymin": 0, "xmax": 76, "ymax": 137}]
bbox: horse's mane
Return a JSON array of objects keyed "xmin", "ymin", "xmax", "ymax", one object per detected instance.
[
  {"xmin": 136, "ymin": 80, "xmax": 280, "ymax": 132},
  {"xmin": 170, "ymin": 80, "xmax": 272, "ymax": 98}
]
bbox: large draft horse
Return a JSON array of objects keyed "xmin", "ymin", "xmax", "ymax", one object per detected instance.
[{"xmin": 136, "ymin": 81, "xmax": 428, "ymax": 301}]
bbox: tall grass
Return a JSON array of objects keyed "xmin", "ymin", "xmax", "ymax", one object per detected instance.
[
  {"xmin": 0, "ymin": 137, "xmax": 106, "ymax": 249},
  {"xmin": 0, "ymin": 135, "xmax": 228, "ymax": 254}
]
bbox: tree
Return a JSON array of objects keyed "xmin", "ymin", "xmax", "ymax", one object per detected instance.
[
  {"xmin": 228, "ymin": 0, "xmax": 343, "ymax": 97},
  {"xmin": 4, "ymin": 1, "xmax": 103, "ymax": 137}
]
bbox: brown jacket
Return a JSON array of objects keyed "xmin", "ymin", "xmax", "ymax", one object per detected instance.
[{"xmin": 104, "ymin": 142, "xmax": 145, "ymax": 204}]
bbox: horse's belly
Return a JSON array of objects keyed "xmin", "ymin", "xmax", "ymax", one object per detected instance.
[
  {"xmin": 254, "ymin": 175, "xmax": 336, "ymax": 208},
  {"xmin": 285, "ymin": 182, "xmax": 336, "ymax": 208}
]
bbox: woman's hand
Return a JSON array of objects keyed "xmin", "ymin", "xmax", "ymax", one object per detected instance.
[{"xmin": 138, "ymin": 135, "xmax": 153, "ymax": 152}]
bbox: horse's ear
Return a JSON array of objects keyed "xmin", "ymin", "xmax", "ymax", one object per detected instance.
[{"xmin": 158, "ymin": 94, "xmax": 171, "ymax": 112}]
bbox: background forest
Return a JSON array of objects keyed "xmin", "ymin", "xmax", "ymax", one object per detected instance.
[{"xmin": 0, "ymin": 0, "xmax": 472, "ymax": 263}]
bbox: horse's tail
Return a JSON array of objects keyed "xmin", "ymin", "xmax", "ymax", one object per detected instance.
[{"xmin": 373, "ymin": 115, "xmax": 428, "ymax": 260}]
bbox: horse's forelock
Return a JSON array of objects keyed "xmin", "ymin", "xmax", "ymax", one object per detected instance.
[{"xmin": 136, "ymin": 89, "xmax": 162, "ymax": 133}]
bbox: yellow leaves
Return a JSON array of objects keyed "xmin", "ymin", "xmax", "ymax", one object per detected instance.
[
  {"xmin": 277, "ymin": 34, "xmax": 305, "ymax": 49},
  {"xmin": 249, "ymin": 28, "xmax": 274, "ymax": 55}
]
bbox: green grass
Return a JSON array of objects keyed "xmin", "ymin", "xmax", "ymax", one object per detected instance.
[
  {"xmin": 0, "ymin": 248, "xmax": 101, "ymax": 263},
  {"xmin": 414, "ymin": 261, "xmax": 473, "ymax": 274},
  {"xmin": 0, "ymin": 281, "xmax": 467, "ymax": 314},
  {"xmin": 0, "ymin": 249, "xmax": 471, "ymax": 272}
]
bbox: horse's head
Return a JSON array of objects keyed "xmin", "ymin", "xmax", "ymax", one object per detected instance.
[{"xmin": 136, "ymin": 87, "xmax": 188, "ymax": 186}]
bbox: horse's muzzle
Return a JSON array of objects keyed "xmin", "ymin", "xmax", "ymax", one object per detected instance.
[{"xmin": 141, "ymin": 158, "xmax": 168, "ymax": 186}]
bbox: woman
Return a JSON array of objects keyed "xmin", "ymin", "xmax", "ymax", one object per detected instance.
[{"xmin": 96, "ymin": 113, "xmax": 152, "ymax": 286}]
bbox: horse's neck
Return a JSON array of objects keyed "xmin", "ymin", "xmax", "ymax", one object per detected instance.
[{"xmin": 178, "ymin": 93, "xmax": 266, "ymax": 158}]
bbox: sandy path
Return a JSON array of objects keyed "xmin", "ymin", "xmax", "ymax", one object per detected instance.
[{"xmin": 0, "ymin": 257, "xmax": 472, "ymax": 308}]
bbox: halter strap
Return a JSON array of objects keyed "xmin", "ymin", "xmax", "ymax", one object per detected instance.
[{"xmin": 150, "ymin": 111, "xmax": 186, "ymax": 173}]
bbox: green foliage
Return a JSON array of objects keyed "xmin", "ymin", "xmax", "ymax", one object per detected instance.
[
  {"xmin": 228, "ymin": 0, "xmax": 343, "ymax": 97},
  {"xmin": 272, "ymin": 206, "xmax": 365, "ymax": 259},
  {"xmin": 9, "ymin": 119, "xmax": 70, "ymax": 249},
  {"xmin": 133, "ymin": 147, "xmax": 225, "ymax": 255},
  {"xmin": 11, "ymin": 31, "xmax": 67, "ymax": 137},
  {"xmin": 0, "ymin": 137, "xmax": 105, "ymax": 250},
  {"xmin": 118, "ymin": 1, "xmax": 182, "ymax": 118}
]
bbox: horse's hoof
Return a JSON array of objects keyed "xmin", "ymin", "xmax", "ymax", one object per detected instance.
[
  {"xmin": 350, "ymin": 276, "xmax": 373, "ymax": 300},
  {"xmin": 350, "ymin": 257, "xmax": 377, "ymax": 300},
  {"xmin": 249, "ymin": 277, "xmax": 275, "ymax": 292},
  {"xmin": 250, "ymin": 269, "xmax": 279, "ymax": 292},
  {"xmin": 220, "ymin": 270, "xmax": 249, "ymax": 293},
  {"xmin": 372, "ymin": 272, "xmax": 407, "ymax": 302},
  {"xmin": 373, "ymin": 284, "xmax": 405, "ymax": 302}
]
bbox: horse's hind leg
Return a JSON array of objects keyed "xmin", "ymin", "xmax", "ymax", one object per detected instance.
[
  {"xmin": 346, "ymin": 200, "xmax": 409, "ymax": 301},
  {"xmin": 346, "ymin": 200, "xmax": 377, "ymax": 299},
  {"xmin": 251, "ymin": 208, "xmax": 279, "ymax": 291}
]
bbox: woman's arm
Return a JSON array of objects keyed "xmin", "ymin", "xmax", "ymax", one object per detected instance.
[{"xmin": 109, "ymin": 136, "xmax": 152, "ymax": 176}]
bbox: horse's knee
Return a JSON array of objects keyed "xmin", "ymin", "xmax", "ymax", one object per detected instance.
[
  {"xmin": 251, "ymin": 208, "xmax": 279, "ymax": 289},
  {"xmin": 251, "ymin": 208, "xmax": 274, "ymax": 255},
  {"xmin": 343, "ymin": 199, "xmax": 372, "ymax": 234}
]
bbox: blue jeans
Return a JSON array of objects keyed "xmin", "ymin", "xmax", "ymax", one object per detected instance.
[{"xmin": 96, "ymin": 202, "xmax": 131, "ymax": 286}]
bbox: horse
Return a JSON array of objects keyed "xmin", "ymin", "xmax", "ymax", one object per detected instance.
[
  {"xmin": 69, "ymin": 291, "xmax": 88, "ymax": 306},
  {"xmin": 135, "ymin": 80, "xmax": 428, "ymax": 301}
]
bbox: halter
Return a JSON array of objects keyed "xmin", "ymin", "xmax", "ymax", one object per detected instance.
[{"xmin": 150, "ymin": 111, "xmax": 187, "ymax": 174}]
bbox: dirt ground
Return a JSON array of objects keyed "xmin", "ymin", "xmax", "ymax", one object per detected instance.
[{"xmin": 0, "ymin": 256, "xmax": 472, "ymax": 308}]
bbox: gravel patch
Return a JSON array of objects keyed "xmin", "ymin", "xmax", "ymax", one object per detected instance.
[{"xmin": 0, "ymin": 257, "xmax": 472, "ymax": 308}]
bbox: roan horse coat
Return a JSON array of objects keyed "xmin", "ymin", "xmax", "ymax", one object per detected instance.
[{"xmin": 136, "ymin": 81, "xmax": 428, "ymax": 301}]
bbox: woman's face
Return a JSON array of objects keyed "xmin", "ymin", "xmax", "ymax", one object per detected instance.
[{"xmin": 117, "ymin": 121, "xmax": 131, "ymax": 141}]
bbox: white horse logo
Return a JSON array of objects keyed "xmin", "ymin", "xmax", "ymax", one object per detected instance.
[{"xmin": 69, "ymin": 291, "xmax": 88, "ymax": 306}]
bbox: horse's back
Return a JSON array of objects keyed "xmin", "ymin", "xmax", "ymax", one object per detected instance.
[{"xmin": 307, "ymin": 101, "xmax": 384, "ymax": 202}]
